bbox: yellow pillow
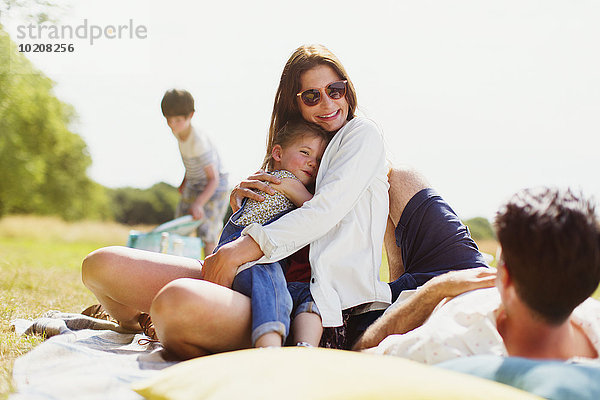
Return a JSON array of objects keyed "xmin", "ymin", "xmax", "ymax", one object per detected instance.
[{"xmin": 133, "ymin": 348, "xmax": 540, "ymax": 400}]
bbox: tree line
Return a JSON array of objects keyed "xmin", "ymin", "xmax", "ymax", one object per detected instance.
[{"xmin": 0, "ymin": 26, "xmax": 180, "ymax": 225}]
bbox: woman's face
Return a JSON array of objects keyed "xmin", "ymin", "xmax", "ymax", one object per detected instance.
[{"xmin": 297, "ymin": 65, "xmax": 349, "ymax": 132}]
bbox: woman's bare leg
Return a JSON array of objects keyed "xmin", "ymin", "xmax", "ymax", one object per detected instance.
[
  {"xmin": 387, "ymin": 166, "xmax": 430, "ymax": 281},
  {"xmin": 81, "ymin": 246, "xmax": 203, "ymax": 331},
  {"xmin": 151, "ymin": 278, "xmax": 252, "ymax": 359}
]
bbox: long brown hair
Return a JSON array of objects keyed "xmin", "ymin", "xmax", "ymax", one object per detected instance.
[{"xmin": 261, "ymin": 44, "xmax": 357, "ymax": 169}]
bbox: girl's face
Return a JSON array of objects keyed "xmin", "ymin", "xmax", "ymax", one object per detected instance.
[
  {"xmin": 272, "ymin": 135, "xmax": 326, "ymax": 186},
  {"xmin": 297, "ymin": 65, "xmax": 349, "ymax": 132}
]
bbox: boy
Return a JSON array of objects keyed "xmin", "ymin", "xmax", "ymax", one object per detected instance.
[{"xmin": 161, "ymin": 89, "xmax": 229, "ymax": 256}]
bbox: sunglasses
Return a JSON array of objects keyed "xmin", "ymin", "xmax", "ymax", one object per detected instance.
[{"xmin": 296, "ymin": 80, "xmax": 348, "ymax": 107}]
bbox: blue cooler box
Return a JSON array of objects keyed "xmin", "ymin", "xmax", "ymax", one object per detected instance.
[{"xmin": 126, "ymin": 216, "xmax": 204, "ymax": 259}]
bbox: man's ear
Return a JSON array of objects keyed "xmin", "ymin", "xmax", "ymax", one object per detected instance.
[
  {"xmin": 272, "ymin": 145, "xmax": 283, "ymax": 162},
  {"xmin": 497, "ymin": 259, "xmax": 512, "ymax": 289},
  {"xmin": 186, "ymin": 111, "xmax": 195, "ymax": 120}
]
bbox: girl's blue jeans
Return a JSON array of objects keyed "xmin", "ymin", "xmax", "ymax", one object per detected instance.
[{"xmin": 215, "ymin": 203, "xmax": 295, "ymax": 346}]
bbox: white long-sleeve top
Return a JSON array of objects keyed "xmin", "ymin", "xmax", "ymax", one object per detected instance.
[{"xmin": 242, "ymin": 117, "xmax": 392, "ymax": 327}]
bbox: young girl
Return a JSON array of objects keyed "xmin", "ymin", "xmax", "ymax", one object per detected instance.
[{"xmin": 216, "ymin": 120, "xmax": 329, "ymax": 348}]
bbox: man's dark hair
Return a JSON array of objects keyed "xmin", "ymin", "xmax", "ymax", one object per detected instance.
[
  {"xmin": 495, "ymin": 187, "xmax": 600, "ymax": 324},
  {"xmin": 161, "ymin": 89, "xmax": 195, "ymax": 117}
]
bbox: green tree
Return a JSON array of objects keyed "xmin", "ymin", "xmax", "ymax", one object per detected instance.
[
  {"xmin": 0, "ymin": 26, "xmax": 111, "ymax": 220},
  {"xmin": 464, "ymin": 217, "xmax": 496, "ymax": 241},
  {"xmin": 109, "ymin": 182, "xmax": 179, "ymax": 225}
]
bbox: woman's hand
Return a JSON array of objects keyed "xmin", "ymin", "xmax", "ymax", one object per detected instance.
[
  {"xmin": 201, "ymin": 236, "xmax": 265, "ymax": 288},
  {"xmin": 202, "ymin": 247, "xmax": 239, "ymax": 288},
  {"xmin": 229, "ymin": 170, "xmax": 281, "ymax": 212}
]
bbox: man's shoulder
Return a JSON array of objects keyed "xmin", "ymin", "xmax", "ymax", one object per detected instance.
[
  {"xmin": 581, "ymin": 296, "xmax": 600, "ymax": 306},
  {"xmin": 373, "ymin": 287, "xmax": 505, "ymax": 363},
  {"xmin": 574, "ymin": 297, "xmax": 600, "ymax": 319},
  {"xmin": 442, "ymin": 287, "xmax": 500, "ymax": 314}
]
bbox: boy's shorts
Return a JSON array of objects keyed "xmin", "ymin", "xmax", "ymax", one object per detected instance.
[{"xmin": 176, "ymin": 187, "xmax": 229, "ymax": 244}]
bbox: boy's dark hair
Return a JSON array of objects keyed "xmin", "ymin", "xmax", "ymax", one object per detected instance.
[
  {"xmin": 161, "ymin": 89, "xmax": 195, "ymax": 117},
  {"xmin": 495, "ymin": 187, "xmax": 600, "ymax": 324},
  {"xmin": 265, "ymin": 119, "xmax": 331, "ymax": 171}
]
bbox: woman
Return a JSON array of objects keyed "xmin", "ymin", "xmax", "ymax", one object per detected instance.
[
  {"xmin": 82, "ymin": 44, "xmax": 487, "ymax": 359},
  {"xmin": 199, "ymin": 45, "xmax": 391, "ymax": 344}
]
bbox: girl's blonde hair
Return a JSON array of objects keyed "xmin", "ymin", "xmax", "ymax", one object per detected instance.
[
  {"xmin": 265, "ymin": 119, "xmax": 330, "ymax": 171},
  {"xmin": 261, "ymin": 44, "xmax": 357, "ymax": 169}
]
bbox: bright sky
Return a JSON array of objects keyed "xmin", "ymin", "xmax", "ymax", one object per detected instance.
[{"xmin": 3, "ymin": 0, "xmax": 599, "ymax": 220}]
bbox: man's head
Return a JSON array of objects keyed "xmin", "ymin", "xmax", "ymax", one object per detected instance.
[
  {"xmin": 161, "ymin": 89, "xmax": 195, "ymax": 139},
  {"xmin": 495, "ymin": 187, "xmax": 600, "ymax": 324}
]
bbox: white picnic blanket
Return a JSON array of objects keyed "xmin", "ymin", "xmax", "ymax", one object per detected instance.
[{"xmin": 10, "ymin": 314, "xmax": 177, "ymax": 399}]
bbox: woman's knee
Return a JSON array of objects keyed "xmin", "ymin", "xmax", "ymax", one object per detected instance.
[
  {"xmin": 81, "ymin": 246, "xmax": 122, "ymax": 290},
  {"xmin": 151, "ymin": 279, "xmax": 206, "ymax": 337},
  {"xmin": 151, "ymin": 280, "xmax": 190, "ymax": 321},
  {"xmin": 151, "ymin": 279, "xmax": 252, "ymax": 356},
  {"xmin": 151, "ymin": 279, "xmax": 214, "ymax": 358}
]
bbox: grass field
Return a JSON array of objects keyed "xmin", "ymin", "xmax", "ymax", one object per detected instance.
[
  {"xmin": 0, "ymin": 215, "xmax": 597, "ymax": 399},
  {"xmin": 0, "ymin": 215, "xmax": 145, "ymax": 399}
]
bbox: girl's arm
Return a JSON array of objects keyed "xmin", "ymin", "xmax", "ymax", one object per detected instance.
[{"xmin": 271, "ymin": 178, "xmax": 313, "ymax": 207}]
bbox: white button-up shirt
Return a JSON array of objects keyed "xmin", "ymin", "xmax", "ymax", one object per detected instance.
[
  {"xmin": 372, "ymin": 288, "xmax": 600, "ymax": 364},
  {"xmin": 242, "ymin": 117, "xmax": 392, "ymax": 327}
]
